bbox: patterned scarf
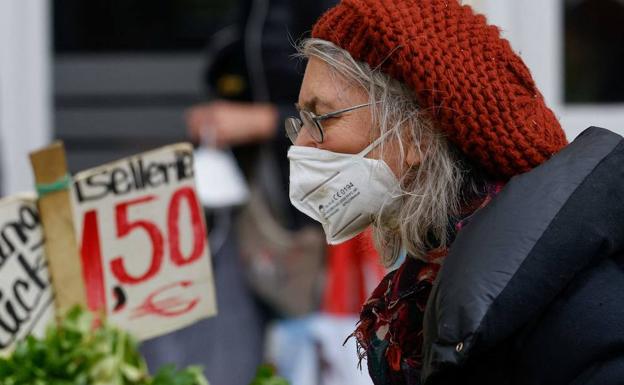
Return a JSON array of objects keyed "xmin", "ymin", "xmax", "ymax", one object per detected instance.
[{"xmin": 352, "ymin": 183, "xmax": 504, "ymax": 385}]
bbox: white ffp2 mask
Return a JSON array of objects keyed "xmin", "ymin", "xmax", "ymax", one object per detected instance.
[{"xmin": 288, "ymin": 132, "xmax": 400, "ymax": 245}]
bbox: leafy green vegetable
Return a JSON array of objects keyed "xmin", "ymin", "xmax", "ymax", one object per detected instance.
[
  {"xmin": 151, "ymin": 365, "xmax": 208, "ymax": 385},
  {"xmin": 249, "ymin": 365, "xmax": 289, "ymax": 385},
  {"xmin": 0, "ymin": 307, "xmax": 209, "ymax": 385}
]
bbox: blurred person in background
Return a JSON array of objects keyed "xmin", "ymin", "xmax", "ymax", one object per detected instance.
[
  {"xmin": 141, "ymin": 1, "xmax": 331, "ymax": 384},
  {"xmin": 286, "ymin": 0, "xmax": 624, "ymax": 384},
  {"xmin": 184, "ymin": 1, "xmax": 385, "ymax": 384},
  {"xmin": 186, "ymin": 0, "xmax": 332, "ymax": 220},
  {"xmin": 142, "ymin": 0, "xmax": 378, "ymax": 384}
]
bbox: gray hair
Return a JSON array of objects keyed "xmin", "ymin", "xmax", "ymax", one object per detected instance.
[{"xmin": 297, "ymin": 38, "xmax": 480, "ymax": 266}]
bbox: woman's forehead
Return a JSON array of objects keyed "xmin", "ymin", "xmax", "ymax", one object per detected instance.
[{"xmin": 299, "ymin": 57, "xmax": 367, "ymax": 110}]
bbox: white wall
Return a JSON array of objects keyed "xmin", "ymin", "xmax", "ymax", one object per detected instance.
[
  {"xmin": 0, "ymin": 0, "xmax": 52, "ymax": 195},
  {"xmin": 467, "ymin": 0, "xmax": 624, "ymax": 140}
]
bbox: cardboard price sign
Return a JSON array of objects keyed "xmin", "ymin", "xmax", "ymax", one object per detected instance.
[
  {"xmin": 0, "ymin": 195, "xmax": 54, "ymax": 354},
  {"xmin": 71, "ymin": 144, "xmax": 217, "ymax": 340}
]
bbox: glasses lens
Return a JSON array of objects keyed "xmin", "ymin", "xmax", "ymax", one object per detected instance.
[
  {"xmin": 285, "ymin": 117, "xmax": 301, "ymax": 144},
  {"xmin": 300, "ymin": 110, "xmax": 323, "ymax": 142}
]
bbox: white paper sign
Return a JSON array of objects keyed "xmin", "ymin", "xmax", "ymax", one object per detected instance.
[
  {"xmin": 71, "ymin": 143, "xmax": 217, "ymax": 340},
  {"xmin": 0, "ymin": 195, "xmax": 54, "ymax": 354}
]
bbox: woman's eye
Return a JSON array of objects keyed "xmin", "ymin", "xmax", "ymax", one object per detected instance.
[{"xmin": 320, "ymin": 116, "xmax": 339, "ymax": 128}]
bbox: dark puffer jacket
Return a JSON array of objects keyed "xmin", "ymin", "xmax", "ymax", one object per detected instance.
[{"xmin": 422, "ymin": 127, "xmax": 624, "ymax": 385}]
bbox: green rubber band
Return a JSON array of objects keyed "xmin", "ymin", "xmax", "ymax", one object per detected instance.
[{"xmin": 36, "ymin": 174, "xmax": 72, "ymax": 197}]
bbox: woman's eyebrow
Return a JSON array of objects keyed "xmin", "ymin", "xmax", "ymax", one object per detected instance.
[
  {"xmin": 298, "ymin": 97, "xmax": 318, "ymax": 112},
  {"xmin": 297, "ymin": 97, "xmax": 334, "ymax": 112}
]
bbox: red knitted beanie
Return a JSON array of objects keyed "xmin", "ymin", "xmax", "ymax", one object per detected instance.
[{"xmin": 312, "ymin": 0, "xmax": 567, "ymax": 179}]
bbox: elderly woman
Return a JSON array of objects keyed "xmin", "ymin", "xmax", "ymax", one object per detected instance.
[{"xmin": 285, "ymin": 0, "xmax": 624, "ymax": 384}]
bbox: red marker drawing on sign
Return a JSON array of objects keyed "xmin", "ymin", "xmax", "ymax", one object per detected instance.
[{"xmin": 131, "ymin": 281, "xmax": 199, "ymax": 318}]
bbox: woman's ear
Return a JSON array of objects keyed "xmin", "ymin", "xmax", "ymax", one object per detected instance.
[
  {"xmin": 405, "ymin": 132, "xmax": 422, "ymax": 169},
  {"xmin": 406, "ymin": 145, "xmax": 421, "ymax": 168}
]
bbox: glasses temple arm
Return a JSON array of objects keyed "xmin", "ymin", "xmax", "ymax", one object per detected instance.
[{"xmin": 315, "ymin": 102, "xmax": 377, "ymax": 120}]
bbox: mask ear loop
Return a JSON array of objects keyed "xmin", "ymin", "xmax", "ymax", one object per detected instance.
[
  {"xmin": 357, "ymin": 128, "xmax": 397, "ymax": 157},
  {"xmin": 357, "ymin": 114, "xmax": 413, "ymax": 157}
]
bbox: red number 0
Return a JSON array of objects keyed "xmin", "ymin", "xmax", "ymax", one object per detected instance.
[
  {"xmin": 110, "ymin": 196, "xmax": 165, "ymax": 284},
  {"xmin": 168, "ymin": 187, "xmax": 205, "ymax": 266}
]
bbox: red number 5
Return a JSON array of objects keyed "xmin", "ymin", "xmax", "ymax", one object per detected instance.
[{"xmin": 110, "ymin": 196, "xmax": 164, "ymax": 284}]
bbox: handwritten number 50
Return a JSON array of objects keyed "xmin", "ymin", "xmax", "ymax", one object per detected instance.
[{"xmin": 84, "ymin": 187, "xmax": 206, "ymax": 286}]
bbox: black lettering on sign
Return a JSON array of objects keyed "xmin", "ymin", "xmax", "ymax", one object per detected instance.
[
  {"xmin": 111, "ymin": 168, "xmax": 132, "ymax": 195},
  {"xmin": 74, "ymin": 149, "xmax": 195, "ymax": 203},
  {"xmin": 175, "ymin": 150, "xmax": 194, "ymax": 180},
  {"xmin": 0, "ymin": 204, "xmax": 50, "ymax": 350},
  {"xmin": 74, "ymin": 173, "xmax": 110, "ymax": 203},
  {"xmin": 0, "ymin": 205, "xmax": 41, "ymax": 269}
]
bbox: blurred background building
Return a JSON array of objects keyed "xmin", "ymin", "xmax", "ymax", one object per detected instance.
[
  {"xmin": 1, "ymin": 0, "xmax": 237, "ymax": 196},
  {"xmin": 52, "ymin": 0, "xmax": 237, "ymax": 173},
  {"xmin": 2, "ymin": 0, "xmax": 624, "ymax": 195}
]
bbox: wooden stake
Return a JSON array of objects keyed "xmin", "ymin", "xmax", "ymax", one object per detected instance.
[{"xmin": 30, "ymin": 142, "xmax": 87, "ymax": 313}]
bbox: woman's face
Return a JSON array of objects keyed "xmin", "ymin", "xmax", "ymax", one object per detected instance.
[{"xmin": 295, "ymin": 57, "xmax": 416, "ymax": 177}]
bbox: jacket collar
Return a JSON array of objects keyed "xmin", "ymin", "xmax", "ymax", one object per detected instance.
[{"xmin": 422, "ymin": 127, "xmax": 624, "ymax": 382}]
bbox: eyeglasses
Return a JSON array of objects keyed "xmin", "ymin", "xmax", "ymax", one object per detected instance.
[{"xmin": 285, "ymin": 102, "xmax": 373, "ymax": 144}]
